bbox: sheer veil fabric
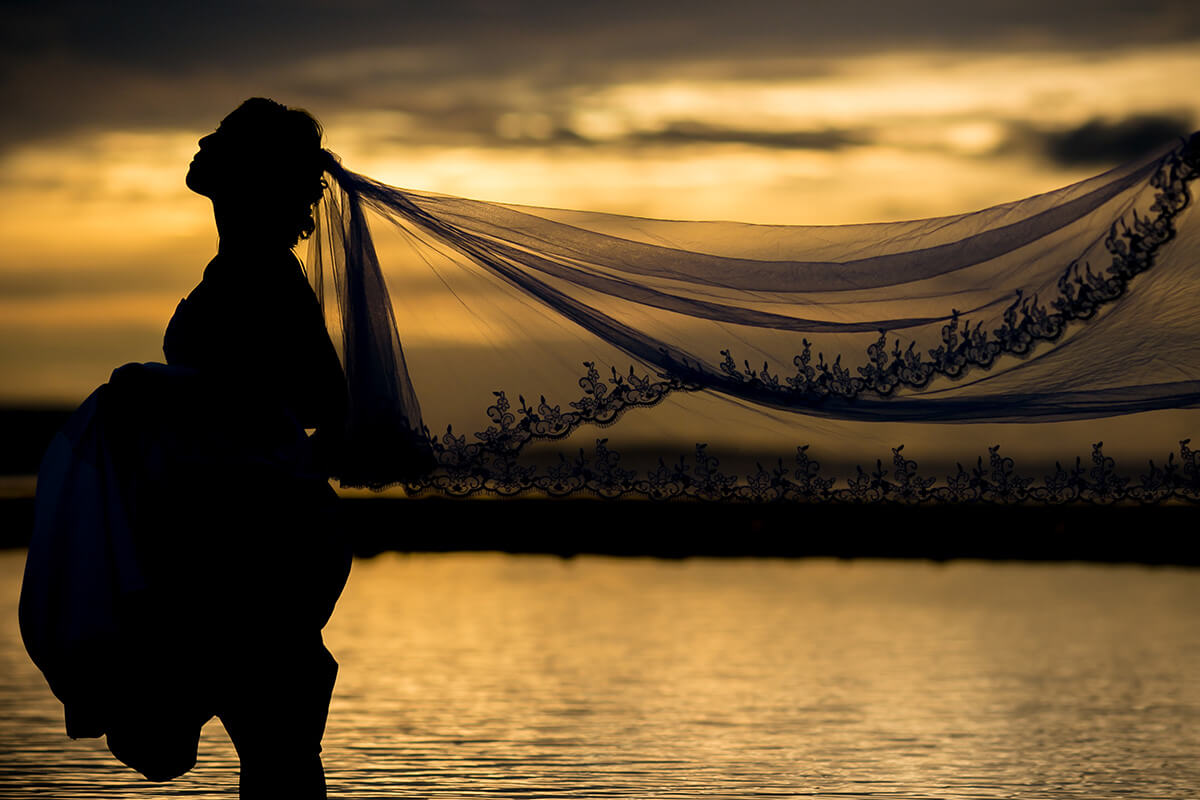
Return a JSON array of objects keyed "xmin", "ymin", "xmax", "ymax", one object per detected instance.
[{"xmin": 311, "ymin": 135, "xmax": 1200, "ymax": 500}]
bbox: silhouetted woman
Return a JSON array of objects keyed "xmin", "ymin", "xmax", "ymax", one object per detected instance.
[{"xmin": 23, "ymin": 98, "xmax": 351, "ymax": 799}]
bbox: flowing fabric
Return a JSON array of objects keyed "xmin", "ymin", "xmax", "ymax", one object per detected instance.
[
  {"xmin": 19, "ymin": 384, "xmax": 145, "ymax": 738},
  {"xmin": 309, "ymin": 164, "xmax": 432, "ymax": 487},
  {"xmin": 21, "ymin": 254, "xmax": 352, "ymax": 762},
  {"xmin": 311, "ymin": 134, "xmax": 1200, "ymax": 499}
]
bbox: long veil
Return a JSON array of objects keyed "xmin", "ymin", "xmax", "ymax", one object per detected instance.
[{"xmin": 309, "ymin": 134, "xmax": 1200, "ymax": 500}]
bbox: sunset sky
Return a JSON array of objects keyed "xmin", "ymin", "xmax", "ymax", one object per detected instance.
[{"xmin": 2, "ymin": 1, "xmax": 1199, "ymax": 469}]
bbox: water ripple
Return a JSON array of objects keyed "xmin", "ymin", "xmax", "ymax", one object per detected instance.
[{"xmin": 3, "ymin": 552, "xmax": 1199, "ymax": 798}]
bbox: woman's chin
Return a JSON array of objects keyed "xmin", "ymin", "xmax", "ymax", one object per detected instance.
[{"xmin": 185, "ymin": 168, "xmax": 211, "ymax": 197}]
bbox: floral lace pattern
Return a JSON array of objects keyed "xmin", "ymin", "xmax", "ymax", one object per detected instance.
[
  {"xmin": 412, "ymin": 429, "xmax": 1200, "ymax": 504},
  {"xmin": 403, "ymin": 361, "xmax": 1199, "ymax": 503},
  {"xmin": 711, "ymin": 139, "xmax": 1197, "ymax": 402}
]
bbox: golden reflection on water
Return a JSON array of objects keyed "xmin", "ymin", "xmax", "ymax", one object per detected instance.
[{"xmin": 3, "ymin": 550, "xmax": 1199, "ymax": 798}]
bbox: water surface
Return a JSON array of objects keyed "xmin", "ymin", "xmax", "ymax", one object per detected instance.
[{"xmin": 2, "ymin": 551, "xmax": 1198, "ymax": 798}]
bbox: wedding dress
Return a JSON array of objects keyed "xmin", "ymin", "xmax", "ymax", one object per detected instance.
[{"xmin": 21, "ymin": 248, "xmax": 351, "ymax": 780}]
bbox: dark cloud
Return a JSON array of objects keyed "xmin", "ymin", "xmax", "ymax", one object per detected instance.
[
  {"xmin": 631, "ymin": 123, "xmax": 863, "ymax": 151},
  {"xmin": 7, "ymin": 1, "xmax": 1196, "ymax": 72},
  {"xmin": 483, "ymin": 122, "xmax": 862, "ymax": 151},
  {"xmin": 2, "ymin": 1, "xmax": 1198, "ymax": 152},
  {"xmin": 1013, "ymin": 114, "xmax": 1195, "ymax": 166}
]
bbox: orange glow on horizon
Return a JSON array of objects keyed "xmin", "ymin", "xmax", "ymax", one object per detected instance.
[{"xmin": 3, "ymin": 44, "xmax": 1198, "ymax": 410}]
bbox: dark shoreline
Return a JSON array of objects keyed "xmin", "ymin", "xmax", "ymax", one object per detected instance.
[
  {"xmin": 342, "ymin": 498, "xmax": 1200, "ymax": 564},
  {"xmin": 3, "ymin": 406, "xmax": 1195, "ymax": 564},
  {"xmin": 4, "ymin": 496, "xmax": 1195, "ymax": 564}
]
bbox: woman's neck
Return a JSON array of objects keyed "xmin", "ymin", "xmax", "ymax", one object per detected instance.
[{"xmin": 212, "ymin": 199, "xmax": 289, "ymax": 256}]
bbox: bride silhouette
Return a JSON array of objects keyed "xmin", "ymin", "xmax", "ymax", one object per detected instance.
[
  {"xmin": 22, "ymin": 98, "xmax": 353, "ymax": 798},
  {"xmin": 19, "ymin": 93, "xmax": 1200, "ymax": 795}
]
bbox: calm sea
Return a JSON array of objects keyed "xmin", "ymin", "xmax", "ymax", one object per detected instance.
[{"xmin": 2, "ymin": 550, "xmax": 1198, "ymax": 799}]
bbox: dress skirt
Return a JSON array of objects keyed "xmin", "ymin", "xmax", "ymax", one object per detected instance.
[{"xmin": 20, "ymin": 361, "xmax": 351, "ymax": 781}]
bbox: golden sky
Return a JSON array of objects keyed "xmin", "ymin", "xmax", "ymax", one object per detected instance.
[{"xmin": 2, "ymin": 2, "xmax": 1199, "ymax": 469}]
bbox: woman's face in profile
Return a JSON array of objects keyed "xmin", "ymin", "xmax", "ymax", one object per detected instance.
[
  {"xmin": 185, "ymin": 109, "xmax": 266, "ymax": 200},
  {"xmin": 185, "ymin": 129, "xmax": 223, "ymax": 198}
]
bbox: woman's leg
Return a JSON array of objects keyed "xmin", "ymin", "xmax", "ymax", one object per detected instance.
[{"xmin": 217, "ymin": 636, "xmax": 338, "ymax": 799}]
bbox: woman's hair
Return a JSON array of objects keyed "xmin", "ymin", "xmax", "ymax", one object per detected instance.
[{"xmin": 220, "ymin": 97, "xmax": 329, "ymax": 246}]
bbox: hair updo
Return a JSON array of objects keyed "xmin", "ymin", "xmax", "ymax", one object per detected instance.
[{"xmin": 217, "ymin": 97, "xmax": 330, "ymax": 247}]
